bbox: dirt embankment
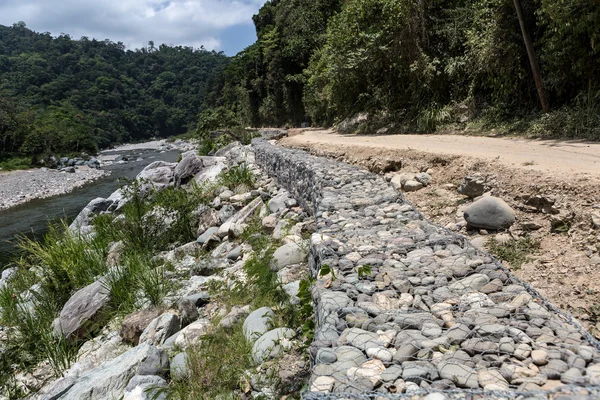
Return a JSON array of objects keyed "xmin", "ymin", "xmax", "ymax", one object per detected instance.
[{"xmin": 281, "ymin": 129, "xmax": 600, "ymax": 336}]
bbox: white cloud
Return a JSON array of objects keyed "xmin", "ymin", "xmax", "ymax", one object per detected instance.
[{"xmin": 0, "ymin": 0, "xmax": 266, "ymax": 52}]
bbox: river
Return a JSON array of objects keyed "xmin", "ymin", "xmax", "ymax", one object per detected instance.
[{"xmin": 0, "ymin": 148, "xmax": 180, "ymax": 270}]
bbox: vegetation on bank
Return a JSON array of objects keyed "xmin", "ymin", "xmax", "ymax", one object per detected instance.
[
  {"xmin": 0, "ymin": 163, "xmax": 314, "ymax": 398},
  {"xmin": 200, "ymin": 0, "xmax": 600, "ymax": 139},
  {"xmin": 0, "ymin": 22, "xmax": 229, "ymax": 168}
]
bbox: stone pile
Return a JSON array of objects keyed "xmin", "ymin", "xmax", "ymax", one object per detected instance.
[
  {"xmin": 19, "ymin": 141, "xmax": 312, "ymax": 399},
  {"xmin": 253, "ymin": 139, "xmax": 600, "ymax": 399}
]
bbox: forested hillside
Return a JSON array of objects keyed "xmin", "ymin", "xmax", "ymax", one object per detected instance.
[
  {"xmin": 0, "ymin": 22, "xmax": 228, "ymax": 166},
  {"xmin": 202, "ymin": 0, "xmax": 600, "ymax": 138}
]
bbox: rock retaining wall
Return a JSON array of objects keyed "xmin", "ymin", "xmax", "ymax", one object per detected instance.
[{"xmin": 253, "ymin": 139, "xmax": 600, "ymax": 399}]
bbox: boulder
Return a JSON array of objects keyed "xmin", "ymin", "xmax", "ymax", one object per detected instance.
[
  {"xmin": 59, "ymin": 343, "xmax": 166, "ymax": 400},
  {"xmin": 268, "ymin": 191, "xmax": 292, "ymax": 213},
  {"xmin": 272, "ymin": 242, "xmax": 308, "ymax": 270},
  {"xmin": 218, "ymin": 305, "xmax": 251, "ymax": 330},
  {"xmin": 194, "ymin": 157, "xmax": 227, "ymax": 185},
  {"xmin": 139, "ymin": 313, "xmax": 181, "ymax": 346},
  {"xmin": 437, "ymin": 362, "xmax": 479, "ymax": 389},
  {"xmin": 252, "ymin": 328, "xmax": 296, "ymax": 363},
  {"xmin": 170, "ymin": 352, "xmax": 189, "ymax": 380},
  {"xmin": 197, "ymin": 227, "xmax": 219, "ymax": 244},
  {"xmin": 217, "ymin": 197, "xmax": 265, "ymax": 238},
  {"xmin": 174, "ymin": 319, "xmax": 212, "ymax": 348},
  {"xmin": 53, "ymin": 279, "xmax": 110, "ymax": 339},
  {"xmin": 69, "ymin": 197, "xmax": 114, "ymax": 235},
  {"xmin": 414, "ymin": 172, "xmax": 432, "ymax": 186},
  {"xmin": 243, "ymin": 307, "xmax": 274, "ymax": 342},
  {"xmin": 123, "ymin": 375, "xmax": 168, "ymax": 400},
  {"xmin": 136, "ymin": 161, "xmax": 176, "ymax": 189},
  {"xmin": 174, "ymin": 153, "xmax": 203, "ymax": 186},
  {"xmin": 463, "ymin": 196, "xmax": 516, "ymax": 230},
  {"xmin": 338, "ymin": 113, "xmax": 369, "ymax": 134},
  {"xmin": 120, "ymin": 309, "xmax": 162, "ymax": 345}
]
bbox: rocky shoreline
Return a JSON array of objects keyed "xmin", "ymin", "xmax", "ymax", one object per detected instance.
[
  {"xmin": 0, "ymin": 139, "xmax": 195, "ymax": 211},
  {"xmin": 0, "ymin": 167, "xmax": 108, "ymax": 211}
]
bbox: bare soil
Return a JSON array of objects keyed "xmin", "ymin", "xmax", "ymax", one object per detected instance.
[{"xmin": 281, "ymin": 129, "xmax": 600, "ymax": 337}]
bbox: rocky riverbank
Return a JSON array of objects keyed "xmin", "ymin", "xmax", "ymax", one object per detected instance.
[
  {"xmin": 0, "ymin": 167, "xmax": 107, "ymax": 211},
  {"xmin": 0, "ymin": 139, "xmax": 195, "ymax": 211}
]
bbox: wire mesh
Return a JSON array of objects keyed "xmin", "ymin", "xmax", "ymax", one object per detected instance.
[{"xmin": 253, "ymin": 139, "xmax": 600, "ymax": 400}]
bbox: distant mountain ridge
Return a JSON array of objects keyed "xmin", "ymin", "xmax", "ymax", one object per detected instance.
[{"xmin": 0, "ymin": 22, "xmax": 229, "ymax": 163}]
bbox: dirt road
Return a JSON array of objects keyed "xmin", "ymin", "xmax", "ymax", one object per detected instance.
[
  {"xmin": 281, "ymin": 128, "xmax": 600, "ymax": 337},
  {"xmin": 282, "ymin": 129, "xmax": 600, "ymax": 181}
]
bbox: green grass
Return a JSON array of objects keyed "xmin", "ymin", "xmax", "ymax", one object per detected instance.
[
  {"xmin": 169, "ymin": 216, "xmax": 313, "ymax": 399},
  {"xmin": 487, "ymin": 236, "xmax": 540, "ymax": 270},
  {"xmin": 169, "ymin": 323, "xmax": 254, "ymax": 399},
  {"xmin": 0, "ymin": 157, "xmax": 32, "ymax": 171},
  {"xmin": 218, "ymin": 164, "xmax": 256, "ymax": 191},
  {"xmin": 0, "ymin": 157, "xmax": 310, "ymax": 398}
]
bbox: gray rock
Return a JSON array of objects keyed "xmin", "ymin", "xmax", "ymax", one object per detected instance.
[
  {"xmin": 381, "ymin": 365, "xmax": 404, "ymax": 382},
  {"xmin": 170, "ymin": 352, "xmax": 189, "ymax": 381},
  {"xmin": 403, "ymin": 180, "xmax": 424, "ymax": 192},
  {"xmin": 561, "ymin": 368, "xmax": 584, "ymax": 385},
  {"xmin": 174, "ymin": 153, "xmax": 203, "ymax": 186},
  {"xmin": 137, "ymin": 346, "xmax": 170, "ymax": 377},
  {"xmin": 53, "ymin": 279, "xmax": 110, "ymax": 339},
  {"xmin": 268, "ymin": 191, "xmax": 291, "ymax": 213},
  {"xmin": 218, "ymin": 305, "xmax": 250, "ymax": 329},
  {"xmin": 69, "ymin": 197, "xmax": 114, "ymax": 235},
  {"xmin": 177, "ymin": 298, "xmax": 199, "ymax": 327},
  {"xmin": 272, "ymin": 242, "xmax": 308, "ymax": 270},
  {"xmin": 218, "ymin": 197, "xmax": 265, "ymax": 238},
  {"xmin": 184, "ymin": 292, "xmax": 211, "ymax": 306},
  {"xmin": 252, "ymin": 327, "xmax": 296, "ymax": 363},
  {"xmin": 393, "ymin": 343, "xmax": 419, "ymax": 364},
  {"xmin": 123, "ymin": 375, "xmax": 167, "ymax": 400},
  {"xmin": 340, "ymin": 328, "xmax": 384, "ymax": 351},
  {"xmin": 226, "ymin": 246, "xmax": 243, "ymax": 260},
  {"xmin": 136, "ymin": 161, "xmax": 176, "ymax": 189},
  {"xmin": 40, "ymin": 376, "xmax": 77, "ymax": 400},
  {"xmin": 448, "ymin": 274, "xmax": 490, "ymax": 293},
  {"xmin": 414, "ymin": 172, "xmax": 432, "ymax": 186},
  {"xmin": 243, "ymin": 307, "xmax": 274, "ymax": 342},
  {"xmin": 316, "ymin": 348, "xmax": 337, "ymax": 364},
  {"xmin": 437, "ymin": 362, "xmax": 479, "ymax": 389},
  {"xmin": 283, "ymin": 280, "xmax": 301, "ymax": 305},
  {"xmin": 463, "ymin": 196, "xmax": 516, "ymax": 230},
  {"xmin": 541, "ymin": 359, "xmax": 569, "ymax": 379},
  {"xmin": 59, "ymin": 343, "xmax": 162, "ymax": 400},
  {"xmin": 139, "ymin": 313, "xmax": 181, "ymax": 346},
  {"xmin": 173, "ymin": 319, "xmax": 211, "ymax": 348},
  {"xmin": 197, "ymin": 227, "xmax": 219, "ymax": 244},
  {"xmin": 402, "ymin": 361, "xmax": 438, "ymax": 384},
  {"xmin": 457, "ymin": 175, "xmax": 490, "ymax": 198}
]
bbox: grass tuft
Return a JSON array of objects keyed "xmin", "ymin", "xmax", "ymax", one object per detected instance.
[{"xmin": 487, "ymin": 236, "xmax": 540, "ymax": 270}]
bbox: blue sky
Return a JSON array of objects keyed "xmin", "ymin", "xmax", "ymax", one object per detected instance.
[{"xmin": 0, "ymin": 0, "xmax": 267, "ymax": 55}]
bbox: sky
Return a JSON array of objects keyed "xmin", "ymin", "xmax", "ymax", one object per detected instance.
[{"xmin": 0, "ymin": 0, "xmax": 267, "ymax": 55}]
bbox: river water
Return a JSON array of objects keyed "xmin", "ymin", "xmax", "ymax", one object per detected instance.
[{"xmin": 0, "ymin": 148, "xmax": 180, "ymax": 270}]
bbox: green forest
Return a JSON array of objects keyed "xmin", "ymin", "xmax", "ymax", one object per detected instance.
[
  {"xmin": 1, "ymin": 0, "xmax": 599, "ymax": 169},
  {"xmin": 0, "ymin": 22, "xmax": 228, "ymax": 168},
  {"xmin": 201, "ymin": 0, "xmax": 600, "ymax": 138}
]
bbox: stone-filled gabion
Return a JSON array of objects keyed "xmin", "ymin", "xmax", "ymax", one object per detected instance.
[{"xmin": 253, "ymin": 139, "xmax": 600, "ymax": 400}]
